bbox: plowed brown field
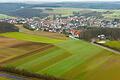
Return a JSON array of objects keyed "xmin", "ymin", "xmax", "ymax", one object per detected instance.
[{"xmin": 0, "ymin": 36, "xmax": 54, "ymax": 64}]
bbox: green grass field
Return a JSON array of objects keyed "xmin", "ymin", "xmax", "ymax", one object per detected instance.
[
  {"xmin": 103, "ymin": 41, "xmax": 120, "ymax": 51},
  {"xmin": 0, "ymin": 32, "xmax": 63, "ymax": 44},
  {"xmin": 4, "ymin": 38, "xmax": 120, "ymax": 80}
]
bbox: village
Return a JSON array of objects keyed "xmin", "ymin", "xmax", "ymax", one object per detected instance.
[{"xmin": 0, "ymin": 15, "xmax": 120, "ymax": 38}]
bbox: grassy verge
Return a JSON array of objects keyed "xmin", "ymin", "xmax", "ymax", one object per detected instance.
[{"xmin": 101, "ymin": 41, "xmax": 120, "ymax": 52}]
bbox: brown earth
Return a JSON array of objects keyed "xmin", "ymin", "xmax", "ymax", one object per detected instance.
[{"xmin": 0, "ymin": 37, "xmax": 54, "ymax": 65}]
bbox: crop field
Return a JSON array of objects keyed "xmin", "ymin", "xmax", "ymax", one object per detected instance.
[
  {"xmin": 103, "ymin": 41, "xmax": 120, "ymax": 51},
  {"xmin": 2, "ymin": 38, "xmax": 120, "ymax": 80},
  {"xmin": 0, "ymin": 36, "xmax": 54, "ymax": 64},
  {"xmin": 0, "ymin": 32, "xmax": 63, "ymax": 44}
]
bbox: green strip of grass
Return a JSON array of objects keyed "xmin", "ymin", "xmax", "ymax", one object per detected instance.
[
  {"xmin": 0, "ymin": 32, "xmax": 63, "ymax": 44},
  {"xmin": 104, "ymin": 41, "xmax": 120, "ymax": 51}
]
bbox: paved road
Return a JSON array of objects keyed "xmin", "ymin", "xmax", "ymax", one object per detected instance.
[{"xmin": 91, "ymin": 42, "xmax": 120, "ymax": 55}]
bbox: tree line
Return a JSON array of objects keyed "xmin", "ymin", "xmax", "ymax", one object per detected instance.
[
  {"xmin": 0, "ymin": 22, "xmax": 19, "ymax": 33},
  {"xmin": 79, "ymin": 27, "xmax": 120, "ymax": 41}
]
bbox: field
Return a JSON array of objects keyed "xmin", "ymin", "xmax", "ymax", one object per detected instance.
[
  {"xmin": 2, "ymin": 37, "xmax": 120, "ymax": 80},
  {"xmin": 1, "ymin": 32, "xmax": 120, "ymax": 80},
  {"xmin": 0, "ymin": 32, "xmax": 63, "ymax": 44},
  {"xmin": 102, "ymin": 41, "xmax": 120, "ymax": 51},
  {"xmin": 0, "ymin": 36, "xmax": 54, "ymax": 64}
]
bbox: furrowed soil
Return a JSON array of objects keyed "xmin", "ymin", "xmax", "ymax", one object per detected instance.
[{"xmin": 0, "ymin": 36, "xmax": 54, "ymax": 65}]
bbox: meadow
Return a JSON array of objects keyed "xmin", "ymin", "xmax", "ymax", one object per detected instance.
[
  {"xmin": 2, "ymin": 37, "xmax": 120, "ymax": 80},
  {"xmin": 0, "ymin": 32, "xmax": 63, "ymax": 44},
  {"xmin": 103, "ymin": 41, "xmax": 120, "ymax": 51},
  {"xmin": 1, "ymin": 32, "xmax": 120, "ymax": 80}
]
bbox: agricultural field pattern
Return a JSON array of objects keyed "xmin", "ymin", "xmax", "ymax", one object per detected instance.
[{"xmin": 0, "ymin": 32, "xmax": 120, "ymax": 80}]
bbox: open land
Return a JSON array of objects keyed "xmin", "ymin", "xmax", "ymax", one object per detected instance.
[
  {"xmin": 0, "ymin": 32, "xmax": 63, "ymax": 44},
  {"xmin": 0, "ymin": 32, "xmax": 120, "ymax": 80},
  {"xmin": 0, "ymin": 30, "xmax": 120, "ymax": 80},
  {"xmin": 102, "ymin": 41, "xmax": 120, "ymax": 51},
  {"xmin": 0, "ymin": 36, "xmax": 54, "ymax": 64}
]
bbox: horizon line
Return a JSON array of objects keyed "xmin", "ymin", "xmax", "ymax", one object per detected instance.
[{"xmin": 0, "ymin": 1, "xmax": 120, "ymax": 3}]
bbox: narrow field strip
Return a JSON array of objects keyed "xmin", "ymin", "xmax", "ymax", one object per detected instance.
[
  {"xmin": 0, "ymin": 32, "xmax": 63, "ymax": 44},
  {"xmin": 10, "ymin": 42, "xmax": 47, "ymax": 50},
  {"xmin": 55, "ymin": 40, "xmax": 100, "ymax": 54}
]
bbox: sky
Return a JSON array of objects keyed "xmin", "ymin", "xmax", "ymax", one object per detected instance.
[{"xmin": 0, "ymin": 0, "xmax": 120, "ymax": 3}]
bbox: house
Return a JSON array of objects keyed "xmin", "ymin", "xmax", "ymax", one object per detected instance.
[{"xmin": 69, "ymin": 29, "xmax": 81, "ymax": 38}]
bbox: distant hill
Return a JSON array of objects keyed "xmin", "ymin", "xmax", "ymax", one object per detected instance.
[
  {"xmin": 0, "ymin": 3, "xmax": 49, "ymax": 18},
  {"xmin": 1, "ymin": 2, "xmax": 120, "ymax": 18},
  {"xmin": 9, "ymin": 9, "xmax": 49, "ymax": 18},
  {"xmin": 32, "ymin": 2, "xmax": 120, "ymax": 9},
  {"xmin": 0, "ymin": 22, "xmax": 19, "ymax": 33},
  {"xmin": 0, "ymin": 3, "xmax": 30, "ymax": 13}
]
